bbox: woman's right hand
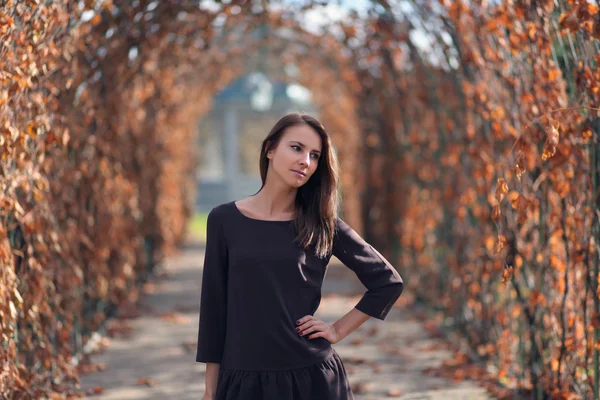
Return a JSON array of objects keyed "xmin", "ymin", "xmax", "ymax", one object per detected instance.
[{"xmin": 202, "ymin": 393, "xmax": 215, "ymax": 400}]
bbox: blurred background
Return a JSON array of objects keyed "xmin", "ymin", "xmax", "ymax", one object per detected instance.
[{"xmin": 2, "ymin": 0, "xmax": 600, "ymax": 398}]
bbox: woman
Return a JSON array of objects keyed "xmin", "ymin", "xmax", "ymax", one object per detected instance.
[{"xmin": 196, "ymin": 113, "xmax": 404, "ymax": 400}]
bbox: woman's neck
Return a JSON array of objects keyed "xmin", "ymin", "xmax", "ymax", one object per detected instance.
[{"xmin": 252, "ymin": 185, "xmax": 297, "ymax": 217}]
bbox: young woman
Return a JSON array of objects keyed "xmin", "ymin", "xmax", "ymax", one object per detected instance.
[{"xmin": 196, "ymin": 113, "xmax": 404, "ymax": 400}]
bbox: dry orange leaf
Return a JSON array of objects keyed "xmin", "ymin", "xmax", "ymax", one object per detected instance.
[{"xmin": 136, "ymin": 377, "xmax": 157, "ymax": 387}]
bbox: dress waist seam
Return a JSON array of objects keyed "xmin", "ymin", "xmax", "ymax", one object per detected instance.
[{"xmin": 221, "ymin": 346, "xmax": 334, "ymax": 372}]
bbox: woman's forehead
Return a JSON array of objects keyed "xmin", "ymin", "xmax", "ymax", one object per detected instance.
[{"xmin": 282, "ymin": 125, "xmax": 322, "ymax": 151}]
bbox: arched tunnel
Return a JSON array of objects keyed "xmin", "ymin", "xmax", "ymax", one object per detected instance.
[{"xmin": 1, "ymin": 0, "xmax": 600, "ymax": 398}]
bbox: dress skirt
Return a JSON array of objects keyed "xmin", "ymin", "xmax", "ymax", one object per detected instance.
[{"xmin": 215, "ymin": 349, "xmax": 355, "ymax": 400}]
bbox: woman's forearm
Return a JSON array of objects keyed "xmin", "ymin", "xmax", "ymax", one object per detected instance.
[
  {"xmin": 332, "ymin": 307, "xmax": 371, "ymax": 342},
  {"xmin": 204, "ymin": 362, "xmax": 220, "ymax": 398}
]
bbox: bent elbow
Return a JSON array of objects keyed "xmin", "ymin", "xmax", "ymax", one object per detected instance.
[{"xmin": 393, "ymin": 280, "xmax": 404, "ymax": 301}]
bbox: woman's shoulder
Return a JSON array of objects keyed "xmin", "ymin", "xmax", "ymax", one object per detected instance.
[
  {"xmin": 333, "ymin": 215, "xmax": 349, "ymax": 231},
  {"xmin": 207, "ymin": 201, "xmax": 236, "ymax": 222},
  {"xmin": 332, "ymin": 215, "xmax": 362, "ymax": 242}
]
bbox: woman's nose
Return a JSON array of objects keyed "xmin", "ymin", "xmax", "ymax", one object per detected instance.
[{"xmin": 299, "ymin": 153, "xmax": 310, "ymax": 166}]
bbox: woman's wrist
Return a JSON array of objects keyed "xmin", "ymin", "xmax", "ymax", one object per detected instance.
[
  {"xmin": 331, "ymin": 322, "xmax": 344, "ymax": 343},
  {"xmin": 332, "ymin": 307, "xmax": 370, "ymax": 343}
]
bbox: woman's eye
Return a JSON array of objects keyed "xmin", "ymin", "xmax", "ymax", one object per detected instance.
[{"xmin": 291, "ymin": 145, "xmax": 318, "ymax": 160}]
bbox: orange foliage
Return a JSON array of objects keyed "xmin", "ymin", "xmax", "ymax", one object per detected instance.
[
  {"xmin": 0, "ymin": 1, "xmax": 361, "ymax": 397},
  {"xmin": 2, "ymin": 0, "xmax": 600, "ymax": 398}
]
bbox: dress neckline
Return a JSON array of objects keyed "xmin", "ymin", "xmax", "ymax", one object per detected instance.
[{"xmin": 231, "ymin": 201, "xmax": 295, "ymax": 223}]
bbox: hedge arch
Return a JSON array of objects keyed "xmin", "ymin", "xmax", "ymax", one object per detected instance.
[
  {"xmin": 2, "ymin": 1, "xmax": 600, "ymax": 398},
  {"xmin": 1, "ymin": 2, "xmax": 365, "ymax": 397}
]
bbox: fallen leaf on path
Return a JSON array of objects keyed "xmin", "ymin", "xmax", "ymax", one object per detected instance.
[
  {"xmin": 106, "ymin": 320, "xmax": 135, "ymax": 338},
  {"xmin": 367, "ymin": 326, "xmax": 379, "ymax": 336},
  {"xmin": 159, "ymin": 346, "xmax": 185, "ymax": 356},
  {"xmin": 136, "ymin": 377, "xmax": 157, "ymax": 386},
  {"xmin": 351, "ymin": 382, "xmax": 374, "ymax": 393},
  {"xmin": 159, "ymin": 312, "xmax": 190, "ymax": 324},
  {"xmin": 346, "ymin": 355, "xmax": 367, "ymax": 364},
  {"xmin": 77, "ymin": 359, "xmax": 107, "ymax": 375},
  {"xmin": 182, "ymin": 341, "xmax": 196, "ymax": 353},
  {"xmin": 86, "ymin": 386, "xmax": 104, "ymax": 396},
  {"xmin": 420, "ymin": 342, "xmax": 449, "ymax": 351}
]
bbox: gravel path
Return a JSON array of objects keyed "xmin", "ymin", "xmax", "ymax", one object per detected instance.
[{"xmin": 79, "ymin": 238, "xmax": 493, "ymax": 400}]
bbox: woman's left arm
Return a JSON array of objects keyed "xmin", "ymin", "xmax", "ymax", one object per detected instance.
[
  {"xmin": 296, "ymin": 217, "xmax": 403, "ymax": 343},
  {"xmin": 331, "ymin": 217, "xmax": 404, "ymax": 321}
]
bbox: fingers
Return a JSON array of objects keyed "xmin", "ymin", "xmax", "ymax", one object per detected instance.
[
  {"xmin": 300, "ymin": 323, "xmax": 321, "ymax": 336},
  {"xmin": 308, "ymin": 331, "xmax": 325, "ymax": 339},
  {"xmin": 296, "ymin": 315, "xmax": 315, "ymax": 333},
  {"xmin": 296, "ymin": 320, "xmax": 318, "ymax": 335},
  {"xmin": 296, "ymin": 317, "xmax": 326, "ymax": 337},
  {"xmin": 296, "ymin": 315, "xmax": 314, "ymax": 326}
]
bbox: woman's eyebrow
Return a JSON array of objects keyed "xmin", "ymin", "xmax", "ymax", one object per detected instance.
[{"xmin": 289, "ymin": 141, "xmax": 321, "ymax": 153}]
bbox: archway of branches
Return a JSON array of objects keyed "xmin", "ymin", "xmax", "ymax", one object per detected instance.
[{"xmin": 2, "ymin": 1, "xmax": 600, "ymax": 398}]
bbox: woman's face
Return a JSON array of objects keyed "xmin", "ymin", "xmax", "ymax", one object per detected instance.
[{"xmin": 267, "ymin": 124, "xmax": 323, "ymax": 188}]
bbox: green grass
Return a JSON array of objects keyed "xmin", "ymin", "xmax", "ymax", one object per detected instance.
[{"xmin": 188, "ymin": 212, "xmax": 209, "ymax": 243}]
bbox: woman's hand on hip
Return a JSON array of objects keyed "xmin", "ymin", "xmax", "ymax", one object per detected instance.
[{"xmin": 295, "ymin": 315, "xmax": 341, "ymax": 344}]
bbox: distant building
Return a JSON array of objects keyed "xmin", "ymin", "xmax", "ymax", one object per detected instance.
[{"xmin": 196, "ymin": 72, "xmax": 317, "ymax": 212}]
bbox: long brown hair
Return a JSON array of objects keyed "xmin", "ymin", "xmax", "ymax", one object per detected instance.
[{"xmin": 256, "ymin": 113, "xmax": 340, "ymax": 258}]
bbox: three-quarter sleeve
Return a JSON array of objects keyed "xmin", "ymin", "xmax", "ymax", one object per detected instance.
[
  {"xmin": 196, "ymin": 208, "xmax": 229, "ymax": 363},
  {"xmin": 332, "ymin": 217, "xmax": 404, "ymax": 320}
]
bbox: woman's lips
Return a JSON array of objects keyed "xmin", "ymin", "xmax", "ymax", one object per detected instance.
[{"xmin": 292, "ymin": 170, "xmax": 306, "ymax": 177}]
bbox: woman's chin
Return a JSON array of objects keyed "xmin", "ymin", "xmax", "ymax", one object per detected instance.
[{"xmin": 288, "ymin": 179, "xmax": 306, "ymax": 188}]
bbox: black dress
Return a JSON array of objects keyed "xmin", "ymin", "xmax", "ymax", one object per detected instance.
[{"xmin": 196, "ymin": 201, "xmax": 404, "ymax": 400}]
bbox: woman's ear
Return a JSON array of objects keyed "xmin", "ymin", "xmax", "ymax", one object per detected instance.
[{"xmin": 265, "ymin": 141, "xmax": 273, "ymax": 159}]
